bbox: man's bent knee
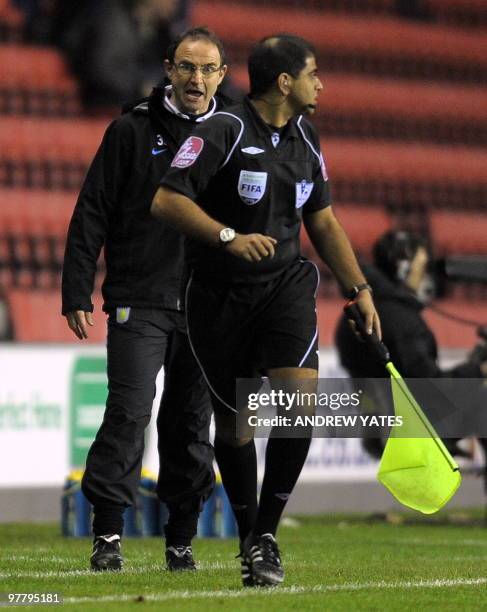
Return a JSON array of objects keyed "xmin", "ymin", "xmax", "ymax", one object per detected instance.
[{"xmin": 214, "ymin": 411, "xmax": 253, "ymax": 447}]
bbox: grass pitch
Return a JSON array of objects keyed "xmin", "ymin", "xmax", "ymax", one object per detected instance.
[{"xmin": 1, "ymin": 511, "xmax": 487, "ymax": 611}]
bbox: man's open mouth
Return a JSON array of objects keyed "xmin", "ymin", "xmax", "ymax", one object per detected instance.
[{"xmin": 185, "ymin": 89, "xmax": 204, "ymax": 100}]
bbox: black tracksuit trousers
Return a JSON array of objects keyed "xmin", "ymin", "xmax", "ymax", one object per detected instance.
[{"xmin": 81, "ymin": 308, "xmax": 214, "ymax": 534}]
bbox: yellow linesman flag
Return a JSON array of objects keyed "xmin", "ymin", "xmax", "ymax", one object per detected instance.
[{"xmin": 377, "ymin": 363, "xmax": 462, "ymax": 514}]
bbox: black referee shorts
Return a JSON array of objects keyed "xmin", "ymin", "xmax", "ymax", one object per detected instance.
[{"xmin": 185, "ymin": 258, "xmax": 319, "ymax": 414}]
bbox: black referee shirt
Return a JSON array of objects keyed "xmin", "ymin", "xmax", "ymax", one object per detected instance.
[{"xmin": 161, "ymin": 96, "xmax": 331, "ymax": 283}]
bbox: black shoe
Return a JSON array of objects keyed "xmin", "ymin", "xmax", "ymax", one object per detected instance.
[
  {"xmin": 242, "ymin": 533, "xmax": 284, "ymax": 587},
  {"xmin": 165, "ymin": 545, "xmax": 197, "ymax": 571},
  {"xmin": 238, "ymin": 549, "xmax": 254, "ymax": 587},
  {"xmin": 90, "ymin": 534, "xmax": 123, "ymax": 571}
]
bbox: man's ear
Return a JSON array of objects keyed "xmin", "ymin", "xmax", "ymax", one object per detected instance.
[
  {"xmin": 217, "ymin": 65, "xmax": 228, "ymax": 85},
  {"xmin": 277, "ymin": 73, "xmax": 291, "ymax": 96},
  {"xmin": 164, "ymin": 59, "xmax": 173, "ymax": 78}
]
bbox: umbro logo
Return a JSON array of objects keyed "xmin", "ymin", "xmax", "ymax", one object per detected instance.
[
  {"xmin": 241, "ymin": 146, "xmax": 265, "ymax": 155},
  {"xmin": 152, "ymin": 147, "xmax": 167, "ymax": 156},
  {"xmin": 275, "ymin": 493, "xmax": 290, "ymax": 501}
]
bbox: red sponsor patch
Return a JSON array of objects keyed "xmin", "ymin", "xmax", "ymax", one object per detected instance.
[{"xmin": 171, "ymin": 136, "xmax": 204, "ymax": 168}]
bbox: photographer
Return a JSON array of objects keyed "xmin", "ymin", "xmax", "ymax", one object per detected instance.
[{"xmin": 335, "ymin": 230, "xmax": 487, "ymax": 459}]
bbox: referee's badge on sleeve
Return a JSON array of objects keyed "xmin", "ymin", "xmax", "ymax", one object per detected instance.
[
  {"xmin": 295, "ymin": 180, "xmax": 314, "ymax": 208},
  {"xmin": 238, "ymin": 170, "xmax": 268, "ymax": 205}
]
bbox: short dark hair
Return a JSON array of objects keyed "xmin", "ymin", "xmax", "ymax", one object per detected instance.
[
  {"xmin": 374, "ymin": 231, "xmax": 427, "ymax": 282},
  {"xmin": 248, "ymin": 34, "xmax": 315, "ymax": 97},
  {"xmin": 166, "ymin": 26, "xmax": 226, "ymax": 66}
]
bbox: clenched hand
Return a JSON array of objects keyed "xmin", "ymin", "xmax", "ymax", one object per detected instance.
[{"xmin": 225, "ymin": 233, "xmax": 277, "ymax": 262}]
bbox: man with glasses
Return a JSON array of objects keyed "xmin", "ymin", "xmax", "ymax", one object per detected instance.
[{"xmin": 62, "ymin": 27, "xmax": 229, "ymax": 572}]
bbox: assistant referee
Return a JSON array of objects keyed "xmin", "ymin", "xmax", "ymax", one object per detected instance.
[{"xmin": 152, "ymin": 34, "xmax": 380, "ymax": 587}]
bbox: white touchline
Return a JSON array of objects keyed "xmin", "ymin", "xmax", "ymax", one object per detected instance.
[
  {"xmin": 7, "ymin": 556, "xmax": 69, "ymax": 563},
  {"xmin": 382, "ymin": 537, "xmax": 487, "ymax": 547},
  {"xmin": 61, "ymin": 578, "xmax": 487, "ymax": 604}
]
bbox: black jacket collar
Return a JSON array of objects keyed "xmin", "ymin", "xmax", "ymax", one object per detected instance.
[
  {"xmin": 364, "ymin": 265, "xmax": 424, "ymax": 312},
  {"xmin": 244, "ymin": 95, "xmax": 301, "ymax": 143}
]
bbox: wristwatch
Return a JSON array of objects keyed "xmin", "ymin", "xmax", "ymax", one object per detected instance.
[
  {"xmin": 348, "ymin": 283, "xmax": 373, "ymax": 299},
  {"xmin": 219, "ymin": 227, "xmax": 236, "ymax": 247}
]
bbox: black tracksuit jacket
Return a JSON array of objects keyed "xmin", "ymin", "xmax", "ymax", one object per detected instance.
[
  {"xmin": 62, "ymin": 86, "xmax": 230, "ymax": 315},
  {"xmin": 335, "ymin": 265, "xmax": 481, "ymax": 379}
]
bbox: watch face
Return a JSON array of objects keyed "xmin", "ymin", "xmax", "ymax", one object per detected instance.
[{"xmin": 220, "ymin": 228, "xmax": 235, "ymax": 243}]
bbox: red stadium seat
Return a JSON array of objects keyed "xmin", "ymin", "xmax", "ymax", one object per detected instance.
[
  {"xmin": 427, "ymin": 0, "xmax": 487, "ymax": 26},
  {"xmin": 323, "ymin": 139, "xmax": 487, "ymax": 184},
  {"xmin": 423, "ymin": 299, "xmax": 487, "ymax": 348},
  {"xmin": 231, "ymin": 0, "xmax": 394, "ymax": 13},
  {"xmin": 299, "ymin": 204, "xmax": 391, "ymax": 261},
  {"xmin": 0, "ymin": 0, "xmax": 23, "ymax": 40},
  {"xmin": 0, "ymin": 117, "xmax": 107, "ymax": 188},
  {"xmin": 0, "ymin": 189, "xmax": 81, "ymax": 289},
  {"xmin": 231, "ymin": 0, "xmax": 487, "ymax": 28},
  {"xmin": 321, "ymin": 139, "xmax": 487, "ymax": 208},
  {"xmin": 0, "ymin": 45, "xmax": 75, "ymax": 87},
  {"xmin": 6, "ymin": 288, "xmax": 107, "ymax": 342},
  {"xmin": 0, "ymin": 45, "xmax": 80, "ymax": 115},
  {"xmin": 333, "ymin": 204, "xmax": 392, "ymax": 257},
  {"xmin": 193, "ymin": 1, "xmax": 487, "ymax": 80},
  {"xmin": 0, "ymin": 188, "xmax": 76, "ymax": 235},
  {"xmin": 430, "ymin": 210, "xmax": 487, "ymax": 256},
  {"xmin": 0, "ymin": 116, "xmax": 107, "ymax": 162},
  {"xmin": 232, "ymin": 66, "xmax": 487, "ymax": 140},
  {"xmin": 428, "ymin": 0, "xmax": 486, "ymax": 10}
]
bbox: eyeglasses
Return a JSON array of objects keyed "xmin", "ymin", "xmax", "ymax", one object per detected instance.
[{"xmin": 173, "ymin": 61, "xmax": 223, "ymax": 77}]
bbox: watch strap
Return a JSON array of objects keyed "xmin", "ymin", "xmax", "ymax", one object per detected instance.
[{"xmin": 348, "ymin": 283, "xmax": 373, "ymax": 299}]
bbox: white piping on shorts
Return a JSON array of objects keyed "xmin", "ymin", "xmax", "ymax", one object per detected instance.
[
  {"xmin": 212, "ymin": 112, "xmax": 245, "ymax": 168},
  {"xmin": 301, "ymin": 257, "xmax": 321, "ymax": 298},
  {"xmin": 298, "ymin": 258, "xmax": 320, "ymax": 368},
  {"xmin": 185, "ymin": 273, "xmax": 237, "ymax": 414}
]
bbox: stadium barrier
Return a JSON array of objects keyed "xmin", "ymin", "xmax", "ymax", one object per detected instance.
[
  {"xmin": 197, "ymin": 475, "xmax": 238, "ymax": 538},
  {"xmin": 61, "ymin": 469, "xmax": 237, "ymax": 538},
  {"xmin": 61, "ymin": 469, "xmax": 168, "ymax": 538}
]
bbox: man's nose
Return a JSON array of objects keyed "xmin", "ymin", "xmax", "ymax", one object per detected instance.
[{"xmin": 190, "ymin": 69, "xmax": 205, "ymax": 84}]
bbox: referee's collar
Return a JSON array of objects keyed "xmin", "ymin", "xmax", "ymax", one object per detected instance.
[{"xmin": 244, "ymin": 96, "xmax": 300, "ymax": 142}]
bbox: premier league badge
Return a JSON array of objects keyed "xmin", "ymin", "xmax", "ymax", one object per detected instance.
[
  {"xmin": 238, "ymin": 170, "xmax": 268, "ymax": 205},
  {"xmin": 295, "ymin": 180, "xmax": 314, "ymax": 208}
]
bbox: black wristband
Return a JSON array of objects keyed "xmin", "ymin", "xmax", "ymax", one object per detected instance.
[{"xmin": 348, "ymin": 283, "xmax": 373, "ymax": 299}]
